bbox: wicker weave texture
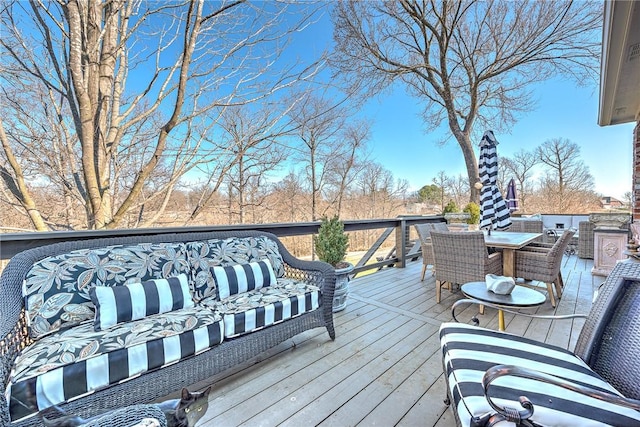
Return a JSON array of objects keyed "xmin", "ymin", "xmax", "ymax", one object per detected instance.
[
  {"xmin": 573, "ymin": 260, "xmax": 640, "ymax": 400},
  {"xmin": 414, "ymin": 223, "xmax": 449, "ymax": 278},
  {"xmin": 590, "ymin": 281, "xmax": 640, "ymax": 400},
  {"xmin": 514, "ymin": 229, "xmax": 575, "ymax": 283},
  {"xmin": 578, "ymin": 221, "xmax": 595, "ymax": 259},
  {"xmin": 50, "ymin": 404, "xmax": 168, "ymax": 427},
  {"xmin": 0, "ymin": 230, "xmax": 336, "ymax": 426},
  {"xmin": 430, "ymin": 231, "xmax": 503, "ymax": 286},
  {"xmin": 510, "ymin": 219, "xmax": 544, "ymax": 242}
]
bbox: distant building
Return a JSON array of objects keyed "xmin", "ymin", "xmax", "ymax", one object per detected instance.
[{"xmin": 600, "ymin": 196, "xmax": 624, "ymax": 209}]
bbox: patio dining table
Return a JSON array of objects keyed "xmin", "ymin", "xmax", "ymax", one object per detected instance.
[{"xmin": 483, "ymin": 231, "xmax": 542, "ymax": 277}]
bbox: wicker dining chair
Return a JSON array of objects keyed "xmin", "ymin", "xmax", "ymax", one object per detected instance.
[
  {"xmin": 514, "ymin": 228, "xmax": 576, "ymax": 307},
  {"xmin": 509, "ymin": 218, "xmax": 544, "ymax": 243},
  {"xmin": 430, "ymin": 230, "xmax": 503, "ymax": 303},
  {"xmin": 578, "ymin": 220, "xmax": 595, "ymax": 259},
  {"xmin": 414, "ymin": 222, "xmax": 449, "ymax": 280}
]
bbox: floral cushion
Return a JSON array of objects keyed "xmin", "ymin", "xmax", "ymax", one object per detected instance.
[
  {"xmin": 23, "ymin": 242, "xmax": 191, "ymax": 340},
  {"xmin": 7, "ymin": 306, "xmax": 223, "ymax": 422},
  {"xmin": 186, "ymin": 236, "xmax": 285, "ymax": 301},
  {"xmin": 201, "ymin": 278, "xmax": 320, "ymax": 338}
]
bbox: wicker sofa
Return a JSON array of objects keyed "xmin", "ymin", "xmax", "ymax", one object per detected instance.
[{"xmin": 0, "ymin": 230, "xmax": 335, "ymax": 426}]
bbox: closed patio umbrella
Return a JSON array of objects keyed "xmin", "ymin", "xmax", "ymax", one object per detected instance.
[
  {"xmin": 506, "ymin": 178, "xmax": 518, "ymax": 212},
  {"xmin": 478, "ymin": 130, "xmax": 511, "ymax": 232}
]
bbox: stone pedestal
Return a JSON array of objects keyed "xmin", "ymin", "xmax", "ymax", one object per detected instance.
[
  {"xmin": 592, "ymin": 229, "xmax": 629, "ymax": 276},
  {"xmin": 444, "ymin": 213, "xmax": 470, "ymax": 232},
  {"xmin": 589, "ymin": 212, "xmax": 631, "ymax": 276}
]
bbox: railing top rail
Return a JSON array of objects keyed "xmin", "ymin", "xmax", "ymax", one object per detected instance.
[{"xmin": 0, "ymin": 216, "xmax": 446, "ymax": 261}]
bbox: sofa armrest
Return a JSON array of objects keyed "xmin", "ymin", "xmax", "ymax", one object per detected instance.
[
  {"xmin": 83, "ymin": 404, "xmax": 167, "ymax": 427},
  {"xmin": 1, "ymin": 250, "xmax": 37, "ymax": 426},
  {"xmin": 481, "ymin": 365, "xmax": 640, "ymax": 425}
]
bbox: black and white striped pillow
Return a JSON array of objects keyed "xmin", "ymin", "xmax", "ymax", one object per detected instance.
[
  {"xmin": 212, "ymin": 259, "xmax": 277, "ymax": 300},
  {"xmin": 90, "ymin": 274, "xmax": 194, "ymax": 331}
]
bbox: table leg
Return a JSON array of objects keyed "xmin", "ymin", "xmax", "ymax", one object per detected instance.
[
  {"xmin": 502, "ymin": 248, "xmax": 515, "ymax": 278},
  {"xmin": 498, "ymin": 309, "xmax": 505, "ymax": 331}
]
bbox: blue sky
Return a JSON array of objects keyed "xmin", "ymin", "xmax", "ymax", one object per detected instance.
[
  {"xmin": 363, "ymin": 78, "xmax": 634, "ymax": 200},
  {"xmin": 296, "ymin": 6, "xmax": 635, "ymax": 200}
]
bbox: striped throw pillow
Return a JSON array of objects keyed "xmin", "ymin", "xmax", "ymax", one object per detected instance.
[
  {"xmin": 90, "ymin": 274, "xmax": 194, "ymax": 331},
  {"xmin": 212, "ymin": 259, "xmax": 277, "ymax": 300}
]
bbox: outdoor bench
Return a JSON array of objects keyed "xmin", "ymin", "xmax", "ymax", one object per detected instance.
[{"xmin": 0, "ymin": 230, "xmax": 335, "ymax": 426}]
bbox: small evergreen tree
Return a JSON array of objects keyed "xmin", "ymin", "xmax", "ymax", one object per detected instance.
[
  {"xmin": 315, "ymin": 215, "xmax": 349, "ymax": 267},
  {"xmin": 463, "ymin": 202, "xmax": 481, "ymax": 224},
  {"xmin": 442, "ymin": 200, "xmax": 459, "ymax": 215}
]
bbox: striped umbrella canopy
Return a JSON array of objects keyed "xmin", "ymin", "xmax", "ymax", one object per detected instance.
[
  {"xmin": 478, "ymin": 131, "xmax": 511, "ymax": 231},
  {"xmin": 505, "ymin": 178, "xmax": 519, "ymax": 212}
]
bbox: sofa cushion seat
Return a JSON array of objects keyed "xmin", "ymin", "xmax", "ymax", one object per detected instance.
[
  {"xmin": 201, "ymin": 278, "xmax": 321, "ymax": 338},
  {"xmin": 7, "ymin": 306, "xmax": 223, "ymax": 422},
  {"xmin": 440, "ymin": 322, "xmax": 640, "ymax": 426}
]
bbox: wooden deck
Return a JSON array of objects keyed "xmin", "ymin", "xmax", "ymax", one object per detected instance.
[{"xmin": 193, "ymin": 255, "xmax": 600, "ymax": 427}]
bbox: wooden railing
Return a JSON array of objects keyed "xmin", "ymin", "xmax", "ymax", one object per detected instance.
[{"xmin": 0, "ymin": 216, "xmax": 448, "ymax": 276}]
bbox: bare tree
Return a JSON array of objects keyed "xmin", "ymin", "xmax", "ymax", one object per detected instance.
[
  {"xmin": 448, "ymin": 174, "xmax": 469, "ymax": 210},
  {"xmin": 536, "ymin": 138, "xmax": 599, "ymax": 213},
  {"xmin": 289, "ymin": 92, "xmax": 347, "ymax": 221},
  {"xmin": 331, "ymin": 0, "xmax": 601, "ymax": 202},
  {"xmin": 501, "ymin": 149, "xmax": 539, "ymax": 213},
  {"xmin": 0, "ymin": 0, "xmax": 323, "ymax": 230},
  {"xmin": 216, "ymin": 106, "xmax": 290, "ymax": 224},
  {"xmin": 324, "ymin": 119, "xmax": 370, "ymax": 217},
  {"xmin": 432, "ymin": 171, "xmax": 452, "ymax": 213},
  {"xmin": 269, "ymin": 171, "xmax": 310, "ymax": 223},
  {"xmin": 354, "ymin": 162, "xmax": 409, "ymax": 218}
]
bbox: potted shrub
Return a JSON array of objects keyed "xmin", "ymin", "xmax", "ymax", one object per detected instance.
[
  {"xmin": 315, "ymin": 215, "xmax": 354, "ymax": 312},
  {"xmin": 463, "ymin": 202, "xmax": 481, "ymax": 230},
  {"xmin": 443, "ymin": 200, "xmax": 470, "ymax": 231}
]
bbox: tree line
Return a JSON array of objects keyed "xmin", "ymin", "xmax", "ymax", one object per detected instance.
[
  {"xmin": 0, "ymin": 0, "xmax": 602, "ymax": 232},
  {"xmin": 418, "ymin": 138, "xmax": 604, "ymax": 215}
]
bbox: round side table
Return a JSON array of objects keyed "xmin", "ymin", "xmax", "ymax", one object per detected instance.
[{"xmin": 461, "ymin": 281, "xmax": 546, "ymax": 331}]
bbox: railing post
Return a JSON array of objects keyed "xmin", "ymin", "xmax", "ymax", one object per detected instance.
[{"xmin": 395, "ymin": 217, "xmax": 408, "ymax": 268}]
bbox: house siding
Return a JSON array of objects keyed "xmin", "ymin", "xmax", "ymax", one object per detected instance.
[{"xmin": 634, "ymin": 122, "xmax": 640, "ymax": 221}]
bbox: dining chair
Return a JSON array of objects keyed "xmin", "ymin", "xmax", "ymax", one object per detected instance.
[
  {"xmin": 514, "ymin": 228, "xmax": 576, "ymax": 307},
  {"xmin": 414, "ymin": 222, "xmax": 449, "ymax": 280},
  {"xmin": 578, "ymin": 220, "xmax": 595, "ymax": 259},
  {"xmin": 509, "ymin": 218, "xmax": 543, "ymax": 233},
  {"xmin": 430, "ymin": 230, "xmax": 503, "ymax": 303}
]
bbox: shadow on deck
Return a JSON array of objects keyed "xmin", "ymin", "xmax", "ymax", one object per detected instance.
[{"xmin": 191, "ymin": 255, "xmax": 599, "ymax": 427}]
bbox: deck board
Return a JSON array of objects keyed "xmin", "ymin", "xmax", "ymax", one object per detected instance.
[{"xmin": 193, "ymin": 255, "xmax": 596, "ymax": 427}]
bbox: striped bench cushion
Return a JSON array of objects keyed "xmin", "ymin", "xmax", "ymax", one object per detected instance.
[
  {"xmin": 202, "ymin": 278, "xmax": 320, "ymax": 338},
  {"xmin": 7, "ymin": 306, "xmax": 223, "ymax": 422},
  {"xmin": 440, "ymin": 322, "xmax": 640, "ymax": 426}
]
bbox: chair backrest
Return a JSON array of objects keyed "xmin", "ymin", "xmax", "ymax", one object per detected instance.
[
  {"xmin": 510, "ymin": 219, "xmax": 543, "ymax": 234},
  {"xmin": 578, "ymin": 221, "xmax": 595, "ymax": 259},
  {"xmin": 415, "ymin": 222, "xmax": 448, "ymax": 240},
  {"xmin": 510, "ymin": 219, "xmax": 543, "ymax": 242},
  {"xmin": 546, "ymin": 228, "xmax": 576, "ymax": 272},
  {"xmin": 430, "ymin": 230, "xmax": 492, "ymax": 285},
  {"xmin": 574, "ymin": 275, "xmax": 640, "ymax": 400},
  {"xmin": 414, "ymin": 223, "xmax": 433, "ymax": 244},
  {"xmin": 414, "ymin": 223, "xmax": 448, "ymax": 250}
]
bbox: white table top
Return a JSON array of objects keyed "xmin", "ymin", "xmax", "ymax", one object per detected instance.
[{"xmin": 483, "ymin": 231, "xmax": 542, "ymax": 249}]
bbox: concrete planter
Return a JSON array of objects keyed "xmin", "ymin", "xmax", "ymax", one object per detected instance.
[{"xmin": 333, "ymin": 262, "xmax": 354, "ymax": 312}]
